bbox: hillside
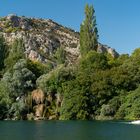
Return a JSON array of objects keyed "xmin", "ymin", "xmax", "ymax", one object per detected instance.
[
  {"xmin": 0, "ymin": 14, "xmax": 119, "ymax": 65},
  {"xmin": 3, "ymin": 10, "xmax": 139, "ymax": 121}
]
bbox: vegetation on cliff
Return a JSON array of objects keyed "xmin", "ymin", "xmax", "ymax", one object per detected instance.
[{"xmin": 0, "ymin": 4, "xmax": 140, "ymax": 120}]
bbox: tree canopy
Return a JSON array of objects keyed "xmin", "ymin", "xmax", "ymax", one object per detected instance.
[{"xmin": 80, "ymin": 4, "xmax": 98, "ymax": 56}]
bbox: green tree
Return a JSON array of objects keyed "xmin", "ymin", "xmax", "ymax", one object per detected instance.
[
  {"xmin": 0, "ymin": 59, "xmax": 35, "ymax": 120},
  {"xmin": 37, "ymin": 65, "xmax": 75, "ymax": 95},
  {"xmin": 5, "ymin": 39, "xmax": 25, "ymax": 71},
  {"xmin": 12, "ymin": 59, "xmax": 36, "ymax": 97},
  {"xmin": 115, "ymin": 86, "xmax": 140, "ymax": 120},
  {"xmin": 9, "ymin": 98, "xmax": 28, "ymax": 120},
  {"xmin": 60, "ymin": 80, "xmax": 93, "ymax": 120},
  {"xmin": 1, "ymin": 59, "xmax": 35, "ymax": 98},
  {"xmin": 54, "ymin": 47, "xmax": 66, "ymax": 64},
  {"xmin": 0, "ymin": 36, "xmax": 8, "ymax": 71},
  {"xmin": 27, "ymin": 59, "xmax": 51, "ymax": 78},
  {"xmin": 0, "ymin": 81, "xmax": 12, "ymax": 119},
  {"xmin": 80, "ymin": 4, "xmax": 98, "ymax": 56},
  {"xmin": 79, "ymin": 51, "xmax": 108, "ymax": 72}
]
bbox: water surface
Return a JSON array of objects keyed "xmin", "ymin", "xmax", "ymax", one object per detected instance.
[{"xmin": 0, "ymin": 121, "xmax": 140, "ymax": 140}]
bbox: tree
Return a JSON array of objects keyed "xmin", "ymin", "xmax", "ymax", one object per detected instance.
[
  {"xmin": 0, "ymin": 36, "xmax": 8, "ymax": 71},
  {"xmin": 5, "ymin": 39, "xmax": 25, "ymax": 71},
  {"xmin": 79, "ymin": 51, "xmax": 108, "ymax": 72},
  {"xmin": 115, "ymin": 86, "xmax": 140, "ymax": 120},
  {"xmin": 36, "ymin": 65, "xmax": 75, "ymax": 95},
  {"xmin": 12, "ymin": 59, "xmax": 36, "ymax": 97},
  {"xmin": 27, "ymin": 59, "xmax": 50, "ymax": 78},
  {"xmin": 0, "ymin": 59, "xmax": 35, "ymax": 119},
  {"xmin": 80, "ymin": 4, "xmax": 98, "ymax": 56},
  {"xmin": 0, "ymin": 81, "xmax": 12, "ymax": 119},
  {"xmin": 1, "ymin": 59, "xmax": 35, "ymax": 98},
  {"xmin": 60, "ymin": 80, "xmax": 93, "ymax": 120},
  {"xmin": 54, "ymin": 46, "xmax": 66, "ymax": 64}
]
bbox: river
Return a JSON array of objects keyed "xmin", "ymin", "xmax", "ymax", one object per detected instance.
[{"xmin": 0, "ymin": 121, "xmax": 140, "ymax": 140}]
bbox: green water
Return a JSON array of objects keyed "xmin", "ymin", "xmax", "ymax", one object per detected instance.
[{"xmin": 0, "ymin": 121, "xmax": 140, "ymax": 140}]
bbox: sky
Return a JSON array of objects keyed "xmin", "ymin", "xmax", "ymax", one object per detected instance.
[{"xmin": 0, "ymin": 0, "xmax": 140, "ymax": 54}]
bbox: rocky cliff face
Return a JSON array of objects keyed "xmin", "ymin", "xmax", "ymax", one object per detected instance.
[
  {"xmin": 0, "ymin": 14, "xmax": 119, "ymax": 64},
  {"xmin": 97, "ymin": 43, "xmax": 119, "ymax": 58}
]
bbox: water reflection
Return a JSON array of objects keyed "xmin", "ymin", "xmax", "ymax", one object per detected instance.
[{"xmin": 0, "ymin": 121, "xmax": 140, "ymax": 140}]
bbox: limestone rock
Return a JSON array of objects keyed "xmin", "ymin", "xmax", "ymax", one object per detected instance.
[
  {"xmin": 97, "ymin": 43, "xmax": 119, "ymax": 58},
  {"xmin": 31, "ymin": 89, "xmax": 45, "ymax": 105},
  {"xmin": 34, "ymin": 104, "xmax": 45, "ymax": 118},
  {"xmin": 49, "ymin": 115, "xmax": 57, "ymax": 120},
  {"xmin": 27, "ymin": 113, "xmax": 34, "ymax": 120},
  {"xmin": 0, "ymin": 15, "xmax": 79, "ymax": 64},
  {"xmin": 0, "ymin": 14, "xmax": 119, "ymax": 65}
]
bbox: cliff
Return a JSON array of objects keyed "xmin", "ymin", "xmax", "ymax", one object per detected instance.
[{"xmin": 0, "ymin": 14, "xmax": 119, "ymax": 65}]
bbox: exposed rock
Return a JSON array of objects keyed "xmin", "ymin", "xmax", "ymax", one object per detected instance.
[
  {"xmin": 33, "ymin": 104, "xmax": 46, "ymax": 118},
  {"xmin": 97, "ymin": 43, "xmax": 119, "ymax": 58},
  {"xmin": 0, "ymin": 15, "xmax": 119, "ymax": 65},
  {"xmin": 31, "ymin": 89, "xmax": 45, "ymax": 105},
  {"xmin": 27, "ymin": 113, "xmax": 34, "ymax": 120},
  {"xmin": 6, "ymin": 14, "xmax": 32, "ymax": 30},
  {"xmin": 49, "ymin": 115, "xmax": 57, "ymax": 120},
  {"xmin": 7, "ymin": 14, "xmax": 17, "ymax": 20},
  {"xmin": 0, "ymin": 15, "xmax": 80, "ymax": 64},
  {"xmin": 56, "ymin": 93, "xmax": 63, "ymax": 107},
  {"xmin": 107, "ymin": 47, "xmax": 119, "ymax": 58}
]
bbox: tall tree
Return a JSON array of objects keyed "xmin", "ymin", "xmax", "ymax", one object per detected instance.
[
  {"xmin": 80, "ymin": 4, "xmax": 98, "ymax": 56},
  {"xmin": 0, "ymin": 36, "xmax": 8, "ymax": 71},
  {"xmin": 5, "ymin": 39, "xmax": 25, "ymax": 71},
  {"xmin": 54, "ymin": 46, "xmax": 66, "ymax": 64}
]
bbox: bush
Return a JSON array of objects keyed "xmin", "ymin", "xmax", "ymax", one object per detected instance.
[{"xmin": 116, "ymin": 86, "xmax": 140, "ymax": 120}]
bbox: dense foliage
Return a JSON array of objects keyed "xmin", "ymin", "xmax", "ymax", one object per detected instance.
[
  {"xmin": 0, "ymin": 4, "xmax": 140, "ymax": 120},
  {"xmin": 80, "ymin": 4, "xmax": 98, "ymax": 56}
]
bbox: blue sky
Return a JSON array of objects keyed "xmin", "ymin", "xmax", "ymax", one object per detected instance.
[{"xmin": 0, "ymin": 0, "xmax": 140, "ymax": 54}]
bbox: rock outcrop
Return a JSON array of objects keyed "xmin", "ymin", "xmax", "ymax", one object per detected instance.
[
  {"xmin": 31, "ymin": 89, "xmax": 45, "ymax": 105},
  {"xmin": 0, "ymin": 14, "xmax": 79, "ymax": 64},
  {"xmin": 97, "ymin": 43, "xmax": 119, "ymax": 57},
  {"xmin": 34, "ymin": 104, "xmax": 45, "ymax": 118},
  {"xmin": 0, "ymin": 14, "xmax": 119, "ymax": 65}
]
